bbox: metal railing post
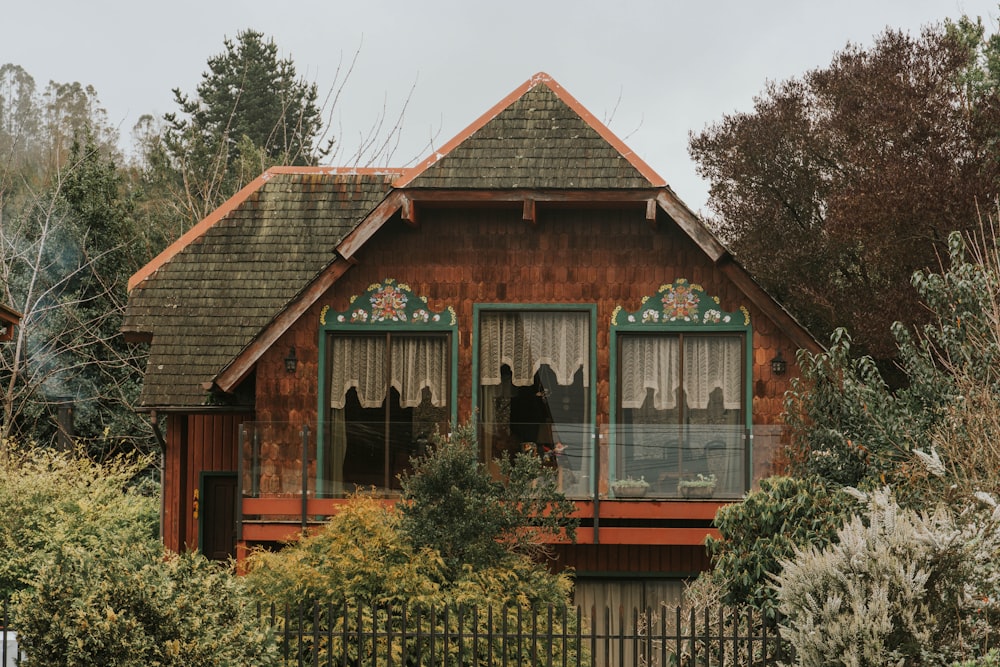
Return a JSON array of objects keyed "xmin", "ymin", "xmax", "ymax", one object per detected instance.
[{"xmin": 301, "ymin": 424, "xmax": 310, "ymax": 532}]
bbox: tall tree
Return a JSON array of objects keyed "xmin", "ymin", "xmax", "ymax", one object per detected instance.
[
  {"xmin": 161, "ymin": 29, "xmax": 323, "ymax": 225},
  {"xmin": 689, "ymin": 23, "xmax": 1000, "ymax": 359},
  {"xmin": 1, "ymin": 134, "xmax": 150, "ymax": 455}
]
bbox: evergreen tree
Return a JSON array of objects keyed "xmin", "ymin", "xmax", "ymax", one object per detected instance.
[{"xmin": 162, "ymin": 29, "xmax": 323, "ymax": 225}]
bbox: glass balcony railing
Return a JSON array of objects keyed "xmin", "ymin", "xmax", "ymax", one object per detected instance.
[{"xmin": 238, "ymin": 422, "xmax": 788, "ymax": 503}]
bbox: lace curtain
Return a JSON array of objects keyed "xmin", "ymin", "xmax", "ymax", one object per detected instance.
[
  {"xmin": 683, "ymin": 337, "xmax": 742, "ymax": 409},
  {"xmin": 620, "ymin": 336, "xmax": 680, "ymax": 410},
  {"xmin": 479, "ymin": 311, "xmax": 589, "ymax": 387},
  {"xmin": 620, "ymin": 335, "xmax": 742, "ymax": 410},
  {"xmin": 329, "ymin": 335, "xmax": 449, "ymax": 409}
]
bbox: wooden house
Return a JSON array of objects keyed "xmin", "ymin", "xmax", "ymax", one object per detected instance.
[
  {"xmin": 123, "ymin": 73, "xmax": 819, "ymax": 609},
  {"xmin": 0, "ymin": 303, "xmax": 21, "ymax": 343}
]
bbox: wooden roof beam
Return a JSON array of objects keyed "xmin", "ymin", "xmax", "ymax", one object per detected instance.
[
  {"xmin": 522, "ymin": 198, "xmax": 536, "ymax": 224},
  {"xmin": 401, "ymin": 195, "xmax": 418, "ymax": 227}
]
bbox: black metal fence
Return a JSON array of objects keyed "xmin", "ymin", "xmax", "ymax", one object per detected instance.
[
  {"xmin": 264, "ymin": 602, "xmax": 789, "ymax": 667},
  {"xmin": 1, "ymin": 598, "xmax": 789, "ymax": 666}
]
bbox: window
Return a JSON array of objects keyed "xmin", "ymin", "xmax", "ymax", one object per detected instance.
[
  {"xmin": 319, "ymin": 279, "xmax": 457, "ymax": 496},
  {"xmin": 476, "ymin": 309, "xmax": 592, "ymax": 496},
  {"xmin": 326, "ymin": 332, "xmax": 450, "ymax": 494},
  {"xmin": 610, "ymin": 280, "xmax": 752, "ymax": 499}
]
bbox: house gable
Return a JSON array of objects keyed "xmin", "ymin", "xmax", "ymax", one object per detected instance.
[{"xmin": 395, "ymin": 72, "xmax": 665, "ymax": 190}]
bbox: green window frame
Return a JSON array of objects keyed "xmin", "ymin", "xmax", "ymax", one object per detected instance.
[
  {"xmin": 609, "ymin": 281, "xmax": 752, "ymax": 498},
  {"xmin": 318, "ymin": 280, "xmax": 458, "ymax": 496}
]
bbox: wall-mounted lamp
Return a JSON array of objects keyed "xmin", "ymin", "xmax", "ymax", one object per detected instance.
[
  {"xmin": 284, "ymin": 347, "xmax": 298, "ymax": 374},
  {"xmin": 770, "ymin": 349, "xmax": 787, "ymax": 376}
]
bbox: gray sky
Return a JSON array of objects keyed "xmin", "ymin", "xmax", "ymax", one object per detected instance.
[{"xmin": 4, "ymin": 0, "xmax": 998, "ymax": 213}]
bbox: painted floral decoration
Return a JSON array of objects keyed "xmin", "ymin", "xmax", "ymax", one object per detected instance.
[
  {"xmin": 370, "ymin": 284, "xmax": 407, "ymax": 322},
  {"xmin": 662, "ymin": 283, "xmax": 699, "ymax": 320}
]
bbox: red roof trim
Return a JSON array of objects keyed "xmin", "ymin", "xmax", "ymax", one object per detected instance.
[
  {"xmin": 393, "ymin": 72, "xmax": 667, "ymax": 189},
  {"xmin": 127, "ymin": 166, "xmax": 403, "ymax": 292}
]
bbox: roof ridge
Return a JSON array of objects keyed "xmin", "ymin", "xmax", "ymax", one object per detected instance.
[{"xmin": 393, "ymin": 72, "xmax": 666, "ymax": 189}]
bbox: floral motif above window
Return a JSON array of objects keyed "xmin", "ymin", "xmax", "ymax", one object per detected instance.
[
  {"xmin": 321, "ymin": 279, "xmax": 457, "ymax": 326},
  {"xmin": 612, "ymin": 279, "xmax": 749, "ymax": 327}
]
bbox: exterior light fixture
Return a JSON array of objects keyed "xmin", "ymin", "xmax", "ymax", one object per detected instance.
[
  {"xmin": 284, "ymin": 347, "xmax": 298, "ymax": 374},
  {"xmin": 770, "ymin": 349, "xmax": 787, "ymax": 376}
]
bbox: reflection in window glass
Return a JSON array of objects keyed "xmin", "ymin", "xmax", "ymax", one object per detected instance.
[
  {"xmin": 478, "ymin": 311, "xmax": 591, "ymax": 496},
  {"xmin": 618, "ymin": 333, "xmax": 745, "ymax": 497}
]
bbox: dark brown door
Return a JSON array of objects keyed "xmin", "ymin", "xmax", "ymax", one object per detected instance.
[{"xmin": 201, "ymin": 473, "xmax": 237, "ymax": 561}]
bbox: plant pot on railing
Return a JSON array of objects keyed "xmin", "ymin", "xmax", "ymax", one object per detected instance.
[
  {"xmin": 678, "ymin": 474, "xmax": 716, "ymax": 499},
  {"xmin": 611, "ymin": 477, "xmax": 649, "ymax": 498}
]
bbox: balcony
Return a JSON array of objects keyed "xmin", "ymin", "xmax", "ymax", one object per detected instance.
[{"xmin": 236, "ymin": 421, "xmax": 786, "ymax": 546}]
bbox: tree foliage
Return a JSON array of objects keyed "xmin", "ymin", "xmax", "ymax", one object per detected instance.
[
  {"xmin": 398, "ymin": 422, "xmax": 578, "ymax": 577},
  {"xmin": 1, "ymin": 128, "xmax": 151, "ymax": 454},
  {"xmin": 690, "ymin": 23, "xmax": 1000, "ymax": 359},
  {"xmin": 160, "ymin": 29, "xmax": 323, "ymax": 225}
]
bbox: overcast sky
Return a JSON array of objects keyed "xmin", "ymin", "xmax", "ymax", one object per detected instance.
[{"xmin": 4, "ymin": 0, "xmax": 999, "ymax": 214}]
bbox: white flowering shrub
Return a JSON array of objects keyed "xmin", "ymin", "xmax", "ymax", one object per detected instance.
[{"xmin": 774, "ymin": 488, "xmax": 1000, "ymax": 666}]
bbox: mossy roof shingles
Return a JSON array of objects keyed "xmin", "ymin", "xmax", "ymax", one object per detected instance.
[
  {"xmin": 124, "ymin": 172, "xmax": 395, "ymax": 408},
  {"xmin": 404, "ymin": 83, "xmax": 654, "ymax": 190}
]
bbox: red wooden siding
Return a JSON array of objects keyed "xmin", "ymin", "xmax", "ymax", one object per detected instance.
[
  {"xmin": 163, "ymin": 412, "xmax": 244, "ymax": 553},
  {"xmin": 551, "ymin": 543, "xmax": 710, "ymax": 575}
]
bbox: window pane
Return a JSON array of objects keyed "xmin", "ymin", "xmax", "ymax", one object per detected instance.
[
  {"xmin": 327, "ymin": 333, "xmax": 449, "ymax": 495},
  {"xmin": 618, "ymin": 333, "xmax": 745, "ymax": 497},
  {"xmin": 479, "ymin": 311, "xmax": 590, "ymax": 496}
]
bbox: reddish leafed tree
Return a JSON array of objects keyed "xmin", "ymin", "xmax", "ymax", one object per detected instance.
[{"xmin": 690, "ymin": 23, "xmax": 1000, "ymax": 360}]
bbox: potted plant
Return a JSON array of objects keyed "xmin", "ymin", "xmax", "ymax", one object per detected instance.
[
  {"xmin": 612, "ymin": 476, "xmax": 650, "ymax": 498},
  {"xmin": 678, "ymin": 473, "xmax": 716, "ymax": 499}
]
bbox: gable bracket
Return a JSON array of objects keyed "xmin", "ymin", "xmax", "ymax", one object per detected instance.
[
  {"xmin": 401, "ymin": 195, "xmax": 418, "ymax": 227},
  {"xmin": 646, "ymin": 198, "xmax": 657, "ymax": 227},
  {"xmin": 522, "ymin": 198, "xmax": 536, "ymax": 224}
]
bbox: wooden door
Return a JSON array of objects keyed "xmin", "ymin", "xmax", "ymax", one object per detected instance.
[{"xmin": 200, "ymin": 473, "xmax": 237, "ymax": 561}]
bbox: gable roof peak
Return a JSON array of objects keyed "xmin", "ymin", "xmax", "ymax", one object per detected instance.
[{"xmin": 394, "ymin": 72, "xmax": 666, "ymax": 189}]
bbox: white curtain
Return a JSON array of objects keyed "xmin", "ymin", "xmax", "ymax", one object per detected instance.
[
  {"xmin": 480, "ymin": 312, "xmax": 589, "ymax": 387},
  {"xmin": 330, "ymin": 337, "xmax": 387, "ymax": 409},
  {"xmin": 330, "ymin": 335, "xmax": 448, "ymax": 409},
  {"xmin": 620, "ymin": 336, "xmax": 680, "ymax": 410},
  {"xmin": 683, "ymin": 337, "xmax": 742, "ymax": 409},
  {"xmin": 390, "ymin": 336, "xmax": 449, "ymax": 408}
]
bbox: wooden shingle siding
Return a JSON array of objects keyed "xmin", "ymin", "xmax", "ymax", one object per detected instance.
[{"xmin": 257, "ymin": 204, "xmax": 797, "ymax": 429}]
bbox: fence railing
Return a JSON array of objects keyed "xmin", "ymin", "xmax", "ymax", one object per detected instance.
[
  {"xmin": 1, "ymin": 598, "xmax": 790, "ymax": 666},
  {"xmin": 263, "ymin": 601, "xmax": 789, "ymax": 667}
]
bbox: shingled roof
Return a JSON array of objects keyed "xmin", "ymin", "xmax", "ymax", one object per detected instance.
[
  {"xmin": 124, "ymin": 170, "xmax": 396, "ymax": 408},
  {"xmin": 396, "ymin": 72, "xmax": 665, "ymax": 190},
  {"xmin": 124, "ymin": 73, "xmax": 819, "ymax": 410}
]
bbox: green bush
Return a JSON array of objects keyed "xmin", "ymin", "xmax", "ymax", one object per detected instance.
[
  {"xmin": 15, "ymin": 542, "xmax": 276, "ymax": 667},
  {"xmin": 706, "ymin": 475, "xmax": 856, "ymax": 619},
  {"xmin": 244, "ymin": 425, "xmax": 582, "ymax": 665},
  {"xmin": 775, "ymin": 488, "xmax": 1000, "ymax": 666},
  {"xmin": 0, "ymin": 448, "xmax": 158, "ymax": 598}
]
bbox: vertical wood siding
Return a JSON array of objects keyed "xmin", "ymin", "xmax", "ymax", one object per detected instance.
[{"xmin": 162, "ymin": 412, "xmax": 244, "ymax": 553}]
